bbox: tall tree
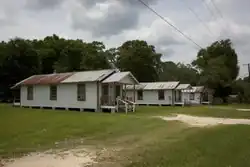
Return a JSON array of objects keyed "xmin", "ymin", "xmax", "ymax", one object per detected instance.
[
  {"xmin": 0, "ymin": 38, "xmax": 41, "ymax": 99},
  {"xmin": 192, "ymin": 39, "xmax": 239, "ymax": 100},
  {"xmin": 116, "ymin": 40, "xmax": 162, "ymax": 82},
  {"xmin": 160, "ymin": 61, "xmax": 199, "ymax": 85}
]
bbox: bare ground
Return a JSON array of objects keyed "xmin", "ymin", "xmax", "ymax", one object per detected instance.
[
  {"xmin": 156, "ymin": 114, "xmax": 250, "ymax": 127},
  {"xmin": 1, "ymin": 146, "xmax": 126, "ymax": 167}
]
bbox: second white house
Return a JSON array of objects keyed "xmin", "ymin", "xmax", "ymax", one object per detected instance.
[{"xmin": 125, "ymin": 82, "xmax": 180, "ymax": 106}]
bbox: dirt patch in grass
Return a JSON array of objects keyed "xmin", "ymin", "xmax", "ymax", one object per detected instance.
[
  {"xmin": 237, "ymin": 108, "xmax": 250, "ymax": 111},
  {"xmin": 156, "ymin": 114, "xmax": 250, "ymax": 127},
  {"xmin": 1, "ymin": 146, "xmax": 127, "ymax": 167},
  {"xmin": 2, "ymin": 147, "xmax": 97, "ymax": 167}
]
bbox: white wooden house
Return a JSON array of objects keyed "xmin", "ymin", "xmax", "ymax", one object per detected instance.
[
  {"xmin": 174, "ymin": 84, "xmax": 192, "ymax": 105},
  {"xmin": 11, "ymin": 69, "xmax": 139, "ymax": 113},
  {"xmin": 180, "ymin": 86, "xmax": 213, "ymax": 105},
  {"xmin": 125, "ymin": 82, "xmax": 180, "ymax": 106}
]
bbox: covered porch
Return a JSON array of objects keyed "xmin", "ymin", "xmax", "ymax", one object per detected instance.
[
  {"xmin": 100, "ymin": 72, "xmax": 139, "ymax": 113},
  {"xmin": 174, "ymin": 84, "xmax": 192, "ymax": 106}
]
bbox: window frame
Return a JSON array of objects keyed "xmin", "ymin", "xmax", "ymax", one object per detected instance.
[
  {"xmin": 27, "ymin": 86, "xmax": 33, "ymax": 100},
  {"xmin": 77, "ymin": 83, "xmax": 86, "ymax": 101},
  {"xmin": 137, "ymin": 90, "xmax": 143, "ymax": 100},
  {"xmin": 50, "ymin": 85, "xmax": 57, "ymax": 101},
  {"xmin": 190, "ymin": 93, "xmax": 195, "ymax": 100},
  {"xmin": 158, "ymin": 90, "xmax": 165, "ymax": 100}
]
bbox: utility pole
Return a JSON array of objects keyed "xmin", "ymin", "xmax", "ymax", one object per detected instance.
[{"xmin": 243, "ymin": 63, "xmax": 250, "ymax": 78}]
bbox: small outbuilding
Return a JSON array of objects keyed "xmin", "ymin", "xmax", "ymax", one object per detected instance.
[
  {"xmin": 181, "ymin": 86, "xmax": 213, "ymax": 105},
  {"xmin": 124, "ymin": 82, "xmax": 180, "ymax": 106}
]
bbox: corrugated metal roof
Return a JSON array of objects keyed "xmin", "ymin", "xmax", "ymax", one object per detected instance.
[
  {"xmin": 102, "ymin": 71, "xmax": 139, "ymax": 84},
  {"xmin": 125, "ymin": 82, "xmax": 179, "ymax": 90},
  {"xmin": 102, "ymin": 72, "xmax": 130, "ymax": 83},
  {"xmin": 12, "ymin": 69, "xmax": 116, "ymax": 88},
  {"xmin": 62, "ymin": 69, "xmax": 115, "ymax": 83},
  {"xmin": 18, "ymin": 73, "xmax": 74, "ymax": 86},
  {"xmin": 175, "ymin": 84, "xmax": 191, "ymax": 90},
  {"xmin": 182, "ymin": 86, "xmax": 204, "ymax": 93},
  {"xmin": 124, "ymin": 84, "xmax": 146, "ymax": 90}
]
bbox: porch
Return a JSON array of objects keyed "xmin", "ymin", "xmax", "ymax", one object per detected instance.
[
  {"xmin": 100, "ymin": 72, "xmax": 139, "ymax": 113},
  {"xmin": 174, "ymin": 89, "xmax": 184, "ymax": 106}
]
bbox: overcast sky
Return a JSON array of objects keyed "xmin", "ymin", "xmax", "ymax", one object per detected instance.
[{"xmin": 0, "ymin": 0, "xmax": 249, "ymax": 77}]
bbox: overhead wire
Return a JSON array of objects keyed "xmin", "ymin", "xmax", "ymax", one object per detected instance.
[
  {"xmin": 200, "ymin": 0, "xmax": 217, "ymax": 20},
  {"xmin": 207, "ymin": 0, "xmax": 246, "ymax": 76},
  {"xmin": 210, "ymin": 0, "xmax": 224, "ymax": 19},
  {"xmin": 209, "ymin": 0, "xmax": 231, "ymax": 38},
  {"xmin": 136, "ymin": 0, "xmax": 203, "ymax": 49},
  {"xmin": 180, "ymin": 0, "xmax": 215, "ymax": 38}
]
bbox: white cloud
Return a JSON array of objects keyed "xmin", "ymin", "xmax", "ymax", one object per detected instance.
[{"xmin": 0, "ymin": 0, "xmax": 249, "ymax": 77}]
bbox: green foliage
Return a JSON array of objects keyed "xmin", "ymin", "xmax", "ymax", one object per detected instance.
[
  {"xmin": 116, "ymin": 40, "xmax": 162, "ymax": 82},
  {"xmin": 231, "ymin": 78, "xmax": 250, "ymax": 103},
  {"xmin": 159, "ymin": 61, "xmax": 199, "ymax": 85},
  {"xmin": 0, "ymin": 35, "xmax": 112, "ymax": 99},
  {"xmin": 192, "ymin": 39, "xmax": 239, "ymax": 100},
  {"xmin": 0, "ymin": 35, "xmax": 247, "ymax": 103}
]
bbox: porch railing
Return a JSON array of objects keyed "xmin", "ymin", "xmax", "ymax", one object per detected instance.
[{"xmin": 100, "ymin": 95, "xmax": 116, "ymax": 106}]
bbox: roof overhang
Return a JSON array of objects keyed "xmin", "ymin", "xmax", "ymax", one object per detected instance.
[{"xmin": 102, "ymin": 72, "xmax": 139, "ymax": 85}]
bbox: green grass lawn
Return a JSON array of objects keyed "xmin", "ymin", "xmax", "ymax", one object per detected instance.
[
  {"xmin": 1, "ymin": 103, "xmax": 250, "ymax": 167},
  {"xmin": 135, "ymin": 105, "xmax": 250, "ymax": 118}
]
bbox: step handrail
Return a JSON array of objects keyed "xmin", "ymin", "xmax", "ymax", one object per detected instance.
[
  {"xmin": 124, "ymin": 99, "xmax": 136, "ymax": 112},
  {"xmin": 116, "ymin": 98, "xmax": 128, "ymax": 114}
]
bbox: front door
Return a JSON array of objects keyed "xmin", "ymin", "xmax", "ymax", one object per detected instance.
[
  {"xmin": 102, "ymin": 84, "xmax": 109, "ymax": 96},
  {"xmin": 115, "ymin": 85, "xmax": 121, "ymax": 98},
  {"xmin": 175, "ymin": 90, "xmax": 182, "ymax": 102}
]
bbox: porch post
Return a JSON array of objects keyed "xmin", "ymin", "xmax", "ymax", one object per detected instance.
[
  {"xmin": 133, "ymin": 84, "xmax": 136, "ymax": 102},
  {"xmin": 124, "ymin": 84, "xmax": 127, "ymax": 99},
  {"xmin": 96, "ymin": 82, "xmax": 100, "ymax": 112}
]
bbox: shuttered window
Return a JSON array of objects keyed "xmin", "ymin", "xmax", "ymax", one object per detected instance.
[
  {"xmin": 27, "ymin": 86, "xmax": 33, "ymax": 100},
  {"xmin": 50, "ymin": 85, "xmax": 57, "ymax": 101},
  {"xmin": 158, "ymin": 90, "xmax": 165, "ymax": 100},
  {"xmin": 77, "ymin": 84, "xmax": 86, "ymax": 101}
]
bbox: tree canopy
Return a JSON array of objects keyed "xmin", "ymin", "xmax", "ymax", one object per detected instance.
[
  {"xmin": 0, "ymin": 35, "xmax": 246, "ymax": 104},
  {"xmin": 192, "ymin": 39, "xmax": 239, "ymax": 100},
  {"xmin": 116, "ymin": 40, "xmax": 162, "ymax": 82},
  {"xmin": 159, "ymin": 61, "xmax": 199, "ymax": 85}
]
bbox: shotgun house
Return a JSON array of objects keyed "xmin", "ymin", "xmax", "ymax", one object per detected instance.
[
  {"xmin": 125, "ymin": 82, "xmax": 180, "ymax": 106},
  {"xmin": 11, "ymin": 69, "xmax": 139, "ymax": 113}
]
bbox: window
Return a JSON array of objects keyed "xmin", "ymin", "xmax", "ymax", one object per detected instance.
[
  {"xmin": 50, "ymin": 85, "xmax": 57, "ymax": 101},
  {"xmin": 137, "ymin": 90, "xmax": 143, "ymax": 100},
  {"xmin": 77, "ymin": 84, "xmax": 86, "ymax": 101},
  {"xmin": 190, "ymin": 93, "xmax": 195, "ymax": 100},
  {"xmin": 158, "ymin": 90, "xmax": 165, "ymax": 100},
  {"xmin": 27, "ymin": 86, "xmax": 33, "ymax": 100}
]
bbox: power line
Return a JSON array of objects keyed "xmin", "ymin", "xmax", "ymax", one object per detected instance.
[
  {"xmin": 180, "ymin": 0, "xmax": 214, "ymax": 38},
  {"xmin": 136, "ymin": 0, "xmax": 203, "ymax": 49},
  {"xmin": 210, "ymin": 0, "xmax": 224, "ymax": 19},
  {"xmin": 209, "ymin": 0, "xmax": 231, "ymax": 38},
  {"xmin": 200, "ymin": 0, "xmax": 217, "ymax": 20}
]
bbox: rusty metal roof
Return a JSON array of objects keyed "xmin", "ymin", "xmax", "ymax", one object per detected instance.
[
  {"xmin": 12, "ymin": 69, "xmax": 116, "ymax": 88},
  {"xmin": 102, "ymin": 71, "xmax": 139, "ymax": 84},
  {"xmin": 13, "ymin": 73, "xmax": 74, "ymax": 88},
  {"xmin": 125, "ymin": 82, "xmax": 179, "ymax": 90}
]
